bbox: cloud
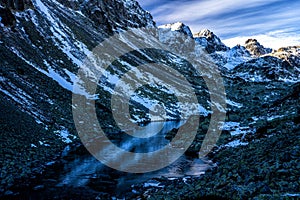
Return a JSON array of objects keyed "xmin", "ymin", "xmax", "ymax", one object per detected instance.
[
  {"xmin": 136, "ymin": 0, "xmax": 300, "ymax": 48},
  {"xmin": 151, "ymin": 0, "xmax": 274, "ymax": 22},
  {"xmin": 138, "ymin": 0, "xmax": 163, "ymax": 8}
]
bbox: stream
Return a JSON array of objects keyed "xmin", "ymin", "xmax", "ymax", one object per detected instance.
[{"xmin": 17, "ymin": 121, "xmax": 214, "ymax": 199}]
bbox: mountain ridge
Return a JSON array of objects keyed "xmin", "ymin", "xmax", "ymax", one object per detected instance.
[{"xmin": 0, "ymin": 0, "xmax": 299, "ymax": 198}]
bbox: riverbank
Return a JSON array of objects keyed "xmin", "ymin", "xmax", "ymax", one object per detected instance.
[
  {"xmin": 2, "ymin": 109, "xmax": 299, "ymax": 199},
  {"xmin": 133, "ymin": 120, "xmax": 300, "ymax": 199},
  {"xmin": 1, "ymin": 120, "xmax": 212, "ymax": 199}
]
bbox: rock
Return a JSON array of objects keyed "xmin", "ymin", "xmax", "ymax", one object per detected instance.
[
  {"xmin": 194, "ymin": 29, "xmax": 229, "ymax": 53},
  {"xmin": 230, "ymin": 45, "xmax": 251, "ymax": 57},
  {"xmin": 0, "ymin": 0, "xmax": 299, "ymax": 199},
  {"xmin": 244, "ymin": 39, "xmax": 272, "ymax": 56},
  {"xmin": 231, "ymin": 55, "xmax": 299, "ymax": 82},
  {"xmin": 281, "ymin": 153, "xmax": 291, "ymax": 162},
  {"xmin": 0, "ymin": 0, "xmax": 33, "ymax": 11},
  {"xmin": 55, "ymin": 0, "xmax": 155, "ymax": 33},
  {"xmin": 158, "ymin": 22, "xmax": 193, "ymax": 38},
  {"xmin": 0, "ymin": 7, "xmax": 15, "ymax": 26},
  {"xmin": 0, "ymin": 0, "xmax": 34, "ymax": 26},
  {"xmin": 271, "ymin": 46, "xmax": 300, "ymax": 66},
  {"xmin": 33, "ymin": 185, "xmax": 45, "ymax": 191},
  {"xmin": 4, "ymin": 190, "xmax": 14, "ymax": 196},
  {"xmin": 228, "ymin": 113, "xmax": 239, "ymax": 122}
]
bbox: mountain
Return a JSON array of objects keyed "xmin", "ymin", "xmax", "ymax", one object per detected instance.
[
  {"xmin": 271, "ymin": 45, "xmax": 300, "ymax": 66},
  {"xmin": 134, "ymin": 24, "xmax": 300, "ymax": 199},
  {"xmin": 0, "ymin": 0, "xmax": 158, "ymax": 194},
  {"xmin": 0, "ymin": 0, "xmax": 299, "ymax": 199},
  {"xmin": 194, "ymin": 29, "xmax": 229, "ymax": 53},
  {"xmin": 244, "ymin": 38, "xmax": 272, "ymax": 56},
  {"xmin": 158, "ymin": 22, "xmax": 193, "ymax": 37}
]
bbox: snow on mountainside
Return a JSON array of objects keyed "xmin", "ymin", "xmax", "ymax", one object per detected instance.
[
  {"xmin": 0, "ymin": 0, "xmax": 155, "ymax": 126},
  {"xmin": 231, "ymin": 56, "xmax": 300, "ymax": 83},
  {"xmin": 159, "ymin": 21, "xmax": 300, "ymax": 80},
  {"xmin": 194, "ymin": 29, "xmax": 229, "ymax": 53},
  {"xmin": 0, "ymin": 0, "xmax": 160, "ymax": 193},
  {"xmin": 0, "ymin": 1, "xmax": 300, "ymax": 198},
  {"xmin": 211, "ymin": 45, "xmax": 252, "ymax": 70},
  {"xmin": 159, "ymin": 22, "xmax": 193, "ymax": 38},
  {"xmin": 158, "ymin": 21, "xmax": 300, "ymax": 149}
]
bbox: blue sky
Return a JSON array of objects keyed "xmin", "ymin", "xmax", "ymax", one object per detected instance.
[{"xmin": 137, "ymin": 0, "xmax": 300, "ymax": 49}]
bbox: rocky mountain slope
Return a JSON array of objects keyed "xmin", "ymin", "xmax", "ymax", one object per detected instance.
[
  {"xmin": 244, "ymin": 38, "xmax": 272, "ymax": 56},
  {"xmin": 132, "ymin": 23, "xmax": 300, "ymax": 199},
  {"xmin": 0, "ymin": 0, "xmax": 299, "ymax": 199},
  {"xmin": 0, "ymin": 0, "xmax": 158, "ymax": 195}
]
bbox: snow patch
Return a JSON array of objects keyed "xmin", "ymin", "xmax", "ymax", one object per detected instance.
[
  {"xmin": 39, "ymin": 141, "xmax": 50, "ymax": 147},
  {"xmin": 158, "ymin": 22, "xmax": 192, "ymax": 37},
  {"xmin": 278, "ymin": 77, "xmax": 300, "ymax": 83},
  {"xmin": 144, "ymin": 180, "xmax": 164, "ymax": 188},
  {"xmin": 283, "ymin": 193, "xmax": 300, "ymax": 197},
  {"xmin": 214, "ymin": 49, "xmax": 252, "ymax": 70},
  {"xmin": 33, "ymin": 0, "xmax": 90, "ymax": 66},
  {"xmin": 54, "ymin": 128, "xmax": 73, "ymax": 143},
  {"xmin": 42, "ymin": 61, "xmax": 98, "ymax": 99},
  {"xmin": 267, "ymin": 115, "xmax": 285, "ymax": 121},
  {"xmin": 225, "ymin": 140, "xmax": 248, "ymax": 148},
  {"xmin": 226, "ymin": 99, "xmax": 243, "ymax": 108},
  {"xmin": 222, "ymin": 121, "xmax": 252, "ymax": 137}
]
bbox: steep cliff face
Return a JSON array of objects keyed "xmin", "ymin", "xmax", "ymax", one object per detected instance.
[
  {"xmin": 194, "ymin": 29, "xmax": 229, "ymax": 53},
  {"xmin": 0, "ymin": 0, "xmax": 160, "ymax": 193},
  {"xmin": 244, "ymin": 38, "xmax": 272, "ymax": 56},
  {"xmin": 54, "ymin": 0, "xmax": 155, "ymax": 33},
  {"xmin": 271, "ymin": 46, "xmax": 300, "ymax": 67},
  {"xmin": 159, "ymin": 22, "xmax": 193, "ymax": 37},
  {"xmin": 0, "ymin": 0, "xmax": 156, "ymax": 125}
]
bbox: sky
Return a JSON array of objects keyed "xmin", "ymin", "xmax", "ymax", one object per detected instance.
[{"xmin": 136, "ymin": 0, "xmax": 300, "ymax": 49}]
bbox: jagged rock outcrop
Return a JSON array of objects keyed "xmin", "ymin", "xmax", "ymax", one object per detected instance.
[
  {"xmin": 194, "ymin": 29, "xmax": 229, "ymax": 53},
  {"xmin": 158, "ymin": 22, "xmax": 197, "ymax": 53},
  {"xmin": 55, "ymin": 0, "xmax": 155, "ymax": 32},
  {"xmin": 211, "ymin": 44, "xmax": 252, "ymax": 70},
  {"xmin": 271, "ymin": 46, "xmax": 300, "ymax": 67},
  {"xmin": 0, "ymin": 0, "xmax": 155, "ymax": 31},
  {"xmin": 229, "ymin": 44, "xmax": 251, "ymax": 58},
  {"xmin": 231, "ymin": 56, "xmax": 299, "ymax": 82},
  {"xmin": 244, "ymin": 38, "xmax": 272, "ymax": 56},
  {"xmin": 159, "ymin": 22, "xmax": 193, "ymax": 37}
]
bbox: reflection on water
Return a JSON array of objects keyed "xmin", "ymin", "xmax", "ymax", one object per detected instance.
[
  {"xmin": 56, "ymin": 121, "xmax": 213, "ymax": 197},
  {"xmin": 117, "ymin": 120, "xmax": 185, "ymax": 153}
]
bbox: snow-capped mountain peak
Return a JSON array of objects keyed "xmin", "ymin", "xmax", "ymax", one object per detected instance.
[
  {"xmin": 194, "ymin": 29, "xmax": 229, "ymax": 53},
  {"xmin": 158, "ymin": 22, "xmax": 193, "ymax": 38}
]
